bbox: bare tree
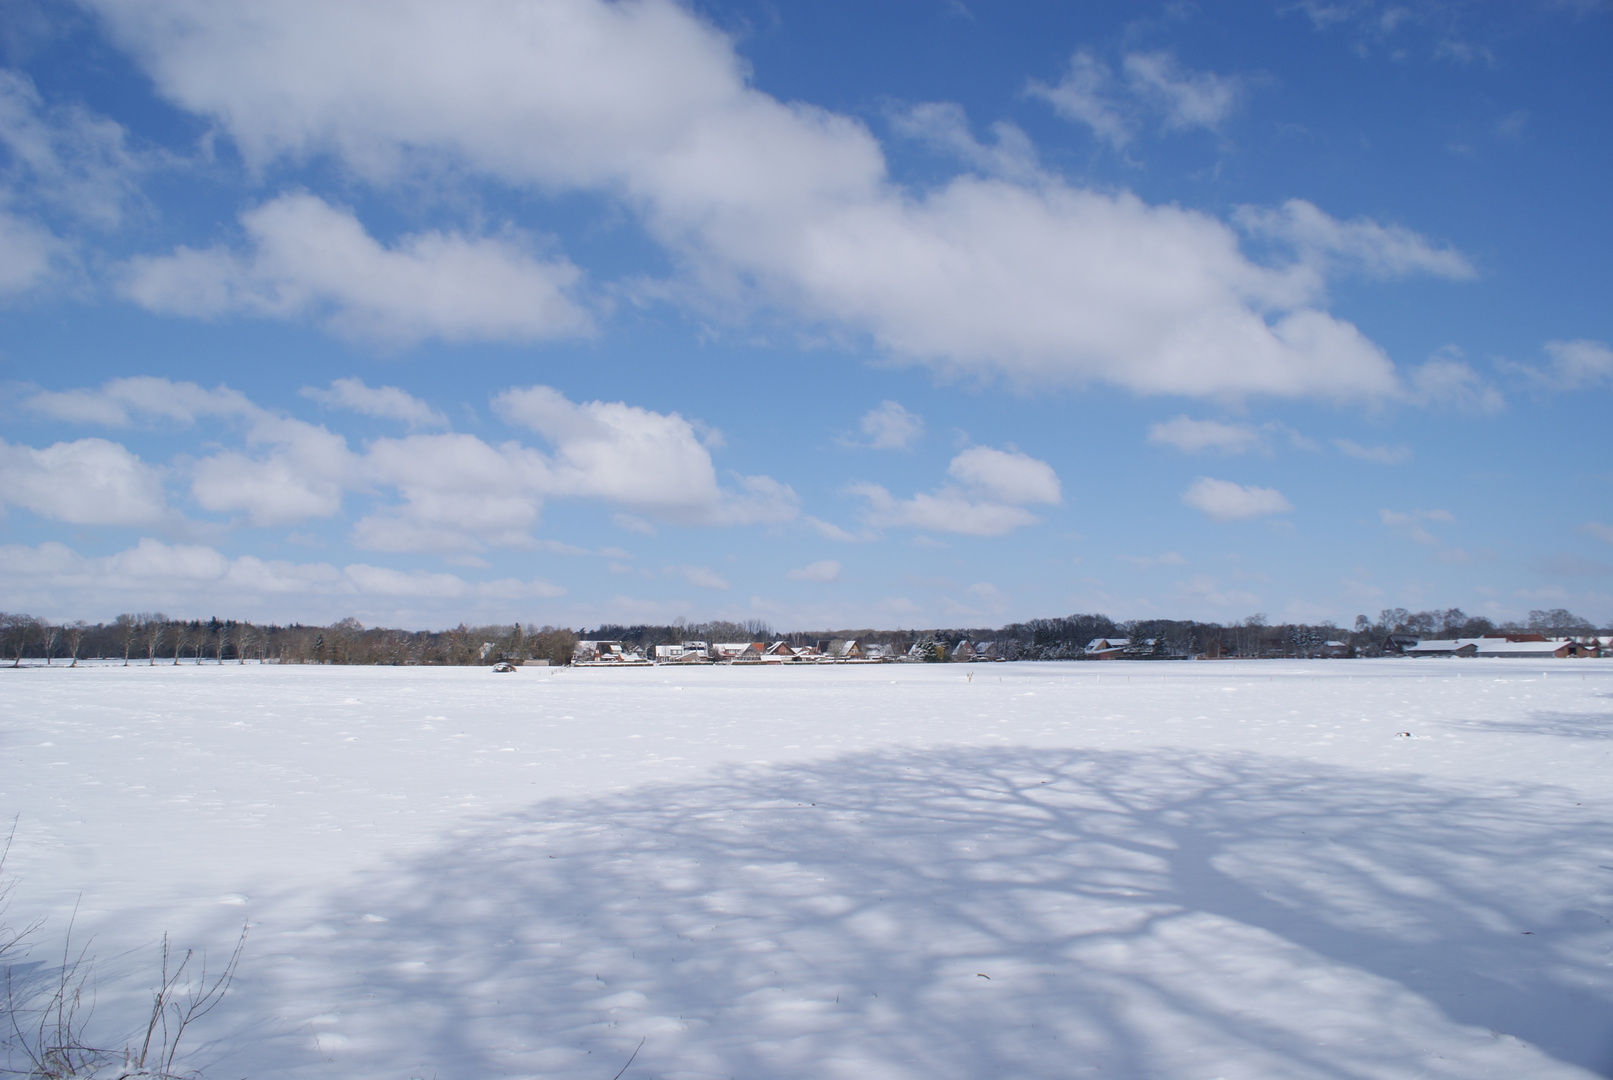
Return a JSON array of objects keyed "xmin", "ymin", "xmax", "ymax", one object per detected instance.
[
  {"xmin": 116, "ymin": 613, "xmax": 140, "ymax": 666},
  {"xmin": 1, "ymin": 614, "xmax": 33, "ymax": 667},
  {"xmin": 38, "ymin": 621, "xmax": 60, "ymax": 667},
  {"xmin": 172, "ymin": 623, "xmax": 190, "ymax": 665},
  {"xmin": 64, "ymin": 621, "xmax": 88, "ymax": 667},
  {"xmin": 143, "ymin": 618, "xmax": 166, "ymax": 666}
]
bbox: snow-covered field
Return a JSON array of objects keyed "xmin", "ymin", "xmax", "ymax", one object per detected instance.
[{"xmin": 3, "ymin": 659, "xmax": 1612, "ymax": 1079}]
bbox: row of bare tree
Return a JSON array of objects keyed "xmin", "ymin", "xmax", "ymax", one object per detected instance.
[{"xmin": 0, "ymin": 613, "xmax": 577, "ymax": 667}]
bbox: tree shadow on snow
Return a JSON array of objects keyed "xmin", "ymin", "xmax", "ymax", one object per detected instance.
[
  {"xmin": 1491, "ymin": 709, "xmax": 1613, "ymax": 740},
  {"xmin": 241, "ymin": 747, "xmax": 1613, "ymax": 1080}
]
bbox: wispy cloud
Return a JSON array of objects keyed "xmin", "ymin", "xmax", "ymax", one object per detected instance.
[
  {"xmin": 786, "ymin": 560, "xmax": 842, "ymax": 583},
  {"xmin": 1028, "ymin": 48, "xmax": 1244, "ymax": 146},
  {"xmin": 1333, "ymin": 438, "xmax": 1410, "ymax": 464},
  {"xmin": 301, "ymin": 377, "xmax": 447, "ymax": 429},
  {"xmin": 1148, "ymin": 416, "xmax": 1262, "ymax": 455}
]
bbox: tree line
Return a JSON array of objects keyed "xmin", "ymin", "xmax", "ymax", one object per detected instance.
[
  {"xmin": 0, "ymin": 612, "xmax": 576, "ymax": 667},
  {"xmin": 0, "ymin": 606, "xmax": 1601, "ymax": 667},
  {"xmin": 579, "ymin": 606, "xmax": 1605, "ymax": 661}
]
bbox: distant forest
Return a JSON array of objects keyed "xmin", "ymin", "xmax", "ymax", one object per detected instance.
[{"xmin": 0, "ymin": 606, "xmax": 1604, "ymax": 665}]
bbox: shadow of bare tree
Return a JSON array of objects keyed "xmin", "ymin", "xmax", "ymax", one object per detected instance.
[{"xmin": 235, "ymin": 746, "xmax": 1613, "ymax": 1079}]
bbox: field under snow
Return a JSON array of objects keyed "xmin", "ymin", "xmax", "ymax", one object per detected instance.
[{"xmin": 2, "ymin": 659, "xmax": 1612, "ymax": 1080}]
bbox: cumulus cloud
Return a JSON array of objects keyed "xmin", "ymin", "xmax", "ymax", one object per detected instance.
[
  {"xmin": 852, "ymin": 446, "xmax": 1060, "ymax": 537},
  {"xmin": 1181, "ymin": 477, "xmax": 1292, "ymax": 521},
  {"xmin": 1147, "ymin": 416, "xmax": 1262, "ymax": 454},
  {"xmin": 192, "ymin": 416, "xmax": 358, "ymax": 527},
  {"xmin": 90, "ymin": 0, "xmax": 1418, "ymax": 402},
  {"xmin": 22, "ymin": 375, "xmax": 358, "ymax": 529},
  {"xmin": 354, "ymin": 433, "xmax": 549, "ymax": 553},
  {"xmin": 857, "ymin": 400, "xmax": 924, "ymax": 450},
  {"xmin": 495, "ymin": 385, "xmax": 796, "ymax": 527},
  {"xmin": 121, "ymin": 193, "xmax": 591, "ymax": 347},
  {"xmin": 946, "ymin": 446, "xmax": 1061, "ymax": 505},
  {"xmin": 0, "ymin": 437, "xmax": 172, "ymax": 526},
  {"xmin": 301, "ymin": 377, "xmax": 447, "ymax": 428},
  {"xmin": 1235, "ymin": 198, "xmax": 1475, "ymax": 280},
  {"xmin": 786, "ymin": 559, "xmax": 841, "ymax": 583},
  {"xmin": 1333, "ymin": 438, "xmax": 1411, "ymax": 464},
  {"xmin": 344, "ymin": 384, "xmax": 797, "ymax": 553},
  {"xmin": 21, "ymin": 376, "xmax": 793, "ymax": 551}
]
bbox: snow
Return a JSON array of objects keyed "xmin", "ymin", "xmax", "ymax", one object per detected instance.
[{"xmin": 3, "ymin": 659, "xmax": 1612, "ymax": 1079}]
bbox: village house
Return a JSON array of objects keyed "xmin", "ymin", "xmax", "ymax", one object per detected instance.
[{"xmin": 1084, "ymin": 637, "xmax": 1129, "ymax": 660}]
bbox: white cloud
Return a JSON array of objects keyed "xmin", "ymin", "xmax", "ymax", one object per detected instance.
[
  {"xmin": 1026, "ymin": 50, "xmax": 1131, "ymax": 146},
  {"xmin": 121, "ymin": 192, "xmax": 591, "ymax": 347},
  {"xmin": 192, "ymin": 416, "xmax": 358, "ymax": 527},
  {"xmin": 1380, "ymin": 507, "xmax": 1461, "ymax": 559},
  {"xmin": 858, "ymin": 400, "xmax": 924, "ymax": 450},
  {"xmin": 1120, "ymin": 51, "xmax": 1242, "ymax": 132},
  {"xmin": 91, "ymin": 0, "xmax": 1410, "ymax": 402},
  {"xmin": 346, "ymin": 384, "xmax": 798, "ymax": 553},
  {"xmin": 0, "ymin": 69, "xmax": 142, "ymax": 228},
  {"xmin": 1027, "ymin": 49, "xmax": 1241, "ymax": 145},
  {"xmin": 675, "ymin": 565, "xmax": 729, "ymax": 591},
  {"xmin": 22, "ymin": 376, "xmax": 359, "ymax": 529},
  {"xmin": 494, "ymin": 385, "xmax": 797, "ymax": 527},
  {"xmin": 1147, "ymin": 416, "xmax": 1262, "ymax": 454},
  {"xmin": 0, "ymin": 208, "xmax": 66, "ymax": 294},
  {"xmin": 1379, "ymin": 508, "xmax": 1455, "ymax": 527},
  {"xmin": 0, "ymin": 437, "xmax": 172, "ymax": 526},
  {"xmin": 946, "ymin": 446, "xmax": 1061, "ymax": 505},
  {"xmin": 1333, "ymin": 438, "xmax": 1411, "ymax": 464},
  {"xmin": 1542, "ymin": 339, "xmax": 1613, "ymax": 387},
  {"xmin": 852, "ymin": 484, "xmax": 1041, "ymax": 538},
  {"xmin": 1120, "ymin": 552, "xmax": 1187, "ymax": 568},
  {"xmin": 301, "ymin": 377, "xmax": 447, "ymax": 428},
  {"xmin": 1182, "ymin": 477, "xmax": 1292, "ymax": 521},
  {"xmin": 804, "ymin": 516, "xmax": 862, "ymax": 542},
  {"xmin": 355, "ymin": 433, "xmax": 551, "ymax": 553},
  {"xmin": 852, "ymin": 445, "xmax": 1060, "ymax": 537},
  {"xmin": 888, "ymin": 101, "xmax": 1042, "ymax": 183},
  {"xmin": 0, "ymin": 537, "xmax": 562, "ymax": 616},
  {"xmin": 25, "ymin": 375, "xmax": 256, "ymax": 426},
  {"xmin": 1407, "ymin": 351, "xmax": 1504, "ymax": 412},
  {"xmin": 612, "ymin": 513, "xmax": 657, "ymax": 537},
  {"xmin": 1580, "ymin": 522, "xmax": 1613, "ymax": 545},
  {"xmin": 1174, "ymin": 573, "xmax": 1262, "ymax": 613},
  {"xmin": 1236, "ymin": 198, "xmax": 1475, "ymax": 280},
  {"xmin": 786, "ymin": 559, "xmax": 841, "ymax": 583}
]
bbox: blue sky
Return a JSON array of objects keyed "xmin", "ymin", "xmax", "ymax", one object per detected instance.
[{"xmin": 1, "ymin": 0, "xmax": 1609, "ymax": 630}]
